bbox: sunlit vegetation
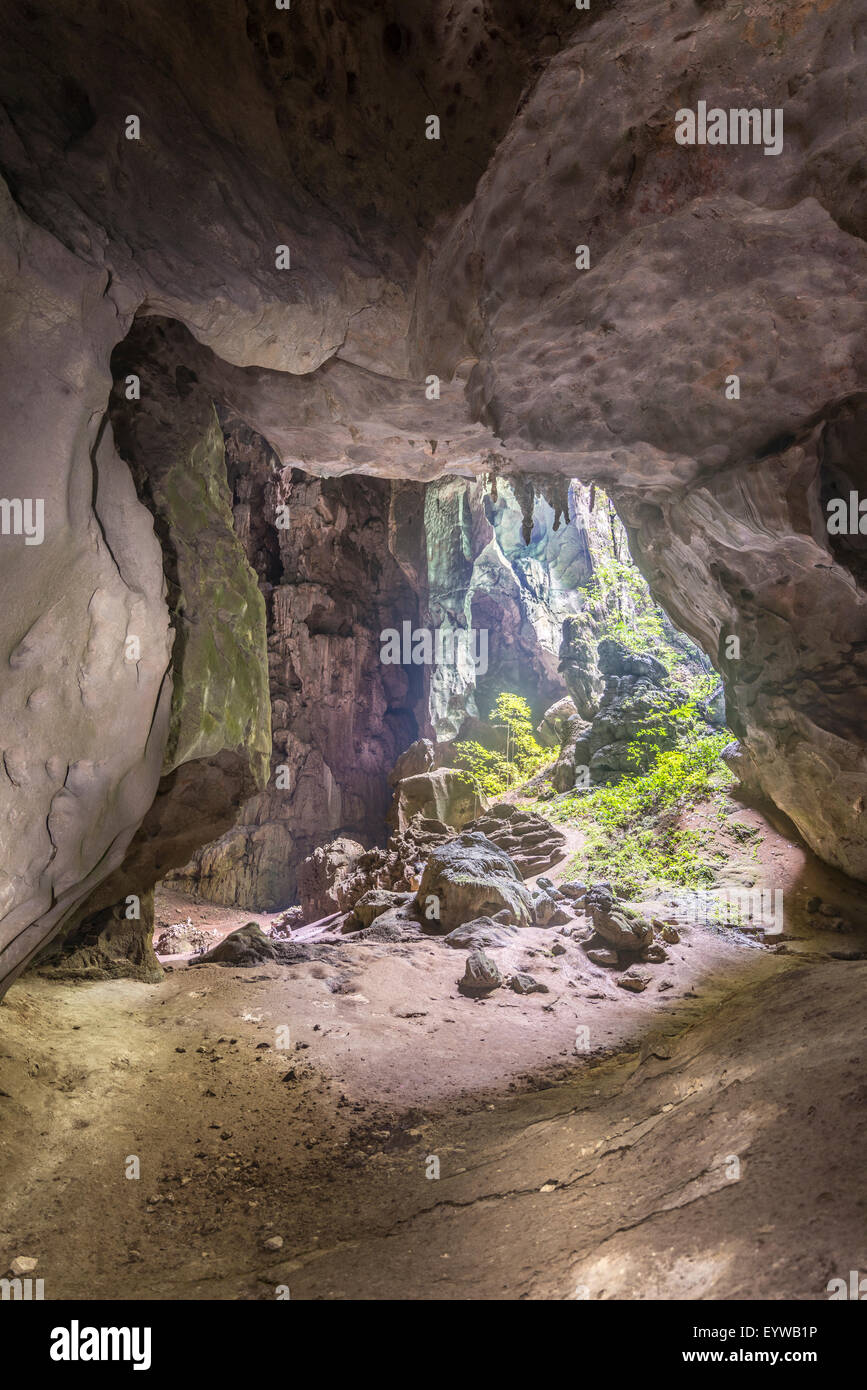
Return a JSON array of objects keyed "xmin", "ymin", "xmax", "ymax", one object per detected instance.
[{"xmin": 454, "ymin": 693, "xmax": 548, "ymax": 798}]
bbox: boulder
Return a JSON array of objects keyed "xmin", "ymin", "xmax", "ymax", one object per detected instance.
[
  {"xmin": 586, "ymin": 947, "xmax": 619, "ymax": 968},
  {"xmin": 345, "ymin": 888, "xmax": 410, "ymax": 931},
  {"xmin": 416, "ymin": 832, "xmax": 535, "ymax": 932},
  {"xmin": 389, "ymin": 767, "xmax": 485, "ymax": 833},
  {"xmin": 511, "ymin": 972, "xmax": 549, "ymax": 995},
  {"xmin": 354, "ymin": 905, "xmax": 424, "ymax": 942},
  {"xmin": 443, "ymin": 918, "xmax": 518, "ymax": 949},
  {"xmin": 388, "ymin": 738, "xmax": 436, "ymax": 786},
  {"xmin": 586, "ymin": 885, "xmax": 654, "ymax": 952},
  {"xmin": 617, "ymin": 969, "xmax": 651, "ymax": 994},
  {"xmin": 196, "ymin": 922, "xmax": 312, "ymax": 966},
  {"xmin": 536, "ymin": 697, "xmax": 581, "ymax": 748},
  {"xmin": 297, "ymin": 837, "xmax": 366, "ymax": 921},
  {"xmin": 532, "ymin": 892, "xmax": 573, "ymax": 927},
  {"xmin": 559, "ymin": 881, "xmax": 588, "ymax": 900}
]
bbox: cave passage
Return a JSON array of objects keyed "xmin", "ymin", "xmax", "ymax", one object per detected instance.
[{"xmin": 1, "ymin": 0, "xmax": 866, "ymax": 1327}]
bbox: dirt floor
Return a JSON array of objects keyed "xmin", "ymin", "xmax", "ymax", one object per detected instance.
[{"xmin": 2, "ymin": 791, "xmax": 866, "ymax": 1300}]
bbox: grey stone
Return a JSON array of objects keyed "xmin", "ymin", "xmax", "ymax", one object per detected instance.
[{"xmin": 458, "ymin": 949, "xmax": 503, "ymax": 995}]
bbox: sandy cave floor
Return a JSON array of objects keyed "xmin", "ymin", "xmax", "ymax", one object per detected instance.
[{"xmin": 1, "ymin": 793, "xmax": 867, "ymax": 1301}]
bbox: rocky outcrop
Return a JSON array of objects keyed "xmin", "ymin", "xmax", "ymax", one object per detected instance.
[
  {"xmin": 35, "ymin": 891, "xmax": 162, "ymax": 984},
  {"xmin": 293, "ymin": 815, "xmax": 453, "ymax": 925},
  {"xmin": 388, "ymin": 767, "xmax": 483, "ymax": 833},
  {"xmin": 619, "ymin": 413, "xmax": 867, "ymax": 877},
  {"xmin": 37, "ymin": 323, "xmax": 275, "ymax": 972},
  {"xmin": 558, "ymin": 615, "xmax": 603, "ymax": 722},
  {"xmin": 415, "ymin": 832, "xmax": 535, "ymax": 933},
  {"xmin": 196, "ymin": 922, "xmax": 312, "ymax": 968},
  {"xmin": 581, "ymin": 639, "xmax": 686, "ymax": 781},
  {"xmin": 461, "ymin": 804, "xmax": 567, "ymax": 877},
  {"xmin": 296, "ymin": 838, "xmax": 367, "ymax": 923},
  {"xmin": 545, "ymin": 638, "xmax": 699, "ymax": 787},
  {"xmin": 422, "ymin": 477, "xmax": 587, "ymax": 736}
]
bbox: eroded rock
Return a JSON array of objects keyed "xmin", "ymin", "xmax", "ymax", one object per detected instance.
[
  {"xmin": 458, "ymin": 949, "xmax": 503, "ymax": 996},
  {"xmin": 416, "ymin": 832, "xmax": 535, "ymax": 932},
  {"xmin": 463, "ymin": 805, "xmax": 567, "ymax": 877}
]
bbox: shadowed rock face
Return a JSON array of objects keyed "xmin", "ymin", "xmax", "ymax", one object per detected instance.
[
  {"xmin": 166, "ymin": 411, "xmax": 427, "ymax": 911},
  {"xmin": 1, "ymin": 0, "xmax": 867, "ymax": 990}
]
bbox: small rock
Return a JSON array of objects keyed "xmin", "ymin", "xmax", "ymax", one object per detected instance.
[
  {"xmin": 263, "ymin": 1235, "xmax": 284, "ymax": 1252},
  {"xmin": 660, "ymin": 925, "xmax": 680, "ymax": 944},
  {"xmin": 644, "ymin": 945, "xmax": 669, "ymax": 964},
  {"xmin": 10, "ymin": 1256, "xmax": 37, "ymax": 1276},
  {"xmin": 559, "ymin": 881, "xmax": 588, "ymax": 900},
  {"xmin": 586, "ymin": 947, "xmax": 619, "ymax": 968},
  {"xmin": 458, "ymin": 948, "xmax": 503, "ymax": 996},
  {"xmin": 551, "ymin": 941, "xmax": 567, "ymax": 957},
  {"xmin": 511, "ymin": 973, "xmax": 549, "ymax": 995},
  {"xmin": 617, "ymin": 969, "xmax": 651, "ymax": 993}
]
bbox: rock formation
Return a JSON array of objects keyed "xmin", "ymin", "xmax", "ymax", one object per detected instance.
[
  {"xmin": 2, "ymin": 0, "xmax": 867, "ymax": 994},
  {"xmin": 461, "ymin": 804, "xmax": 567, "ymax": 877},
  {"xmin": 415, "ymin": 832, "xmax": 536, "ymax": 933}
]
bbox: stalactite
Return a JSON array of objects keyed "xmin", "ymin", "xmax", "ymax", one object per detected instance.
[
  {"xmin": 510, "ymin": 475, "xmax": 536, "ymax": 545},
  {"xmin": 538, "ymin": 475, "xmax": 572, "ymax": 533}
]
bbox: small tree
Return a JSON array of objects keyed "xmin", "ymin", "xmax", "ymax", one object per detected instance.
[{"xmin": 454, "ymin": 693, "xmax": 548, "ymax": 797}]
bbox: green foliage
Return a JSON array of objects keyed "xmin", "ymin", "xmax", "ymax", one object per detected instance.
[
  {"xmin": 536, "ymin": 733, "xmax": 734, "ymax": 897},
  {"xmin": 589, "ymin": 551, "xmax": 669, "ymax": 655},
  {"xmin": 454, "ymin": 693, "xmax": 549, "ymax": 798},
  {"xmin": 622, "ymin": 693, "xmax": 711, "ymax": 772},
  {"xmin": 585, "ymin": 494, "xmax": 712, "ymax": 696}
]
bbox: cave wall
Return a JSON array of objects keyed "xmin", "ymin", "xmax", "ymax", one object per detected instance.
[
  {"xmin": 0, "ymin": 177, "xmax": 174, "ymax": 991},
  {"xmin": 168, "ymin": 424, "xmax": 427, "ymax": 910},
  {"xmin": 415, "ymin": 0, "xmax": 867, "ymax": 878}
]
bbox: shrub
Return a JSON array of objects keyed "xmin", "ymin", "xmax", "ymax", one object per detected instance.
[{"xmin": 454, "ymin": 693, "xmax": 549, "ymax": 798}]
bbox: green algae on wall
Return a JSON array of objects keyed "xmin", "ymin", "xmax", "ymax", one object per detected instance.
[{"xmin": 155, "ymin": 408, "xmax": 271, "ymax": 788}]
